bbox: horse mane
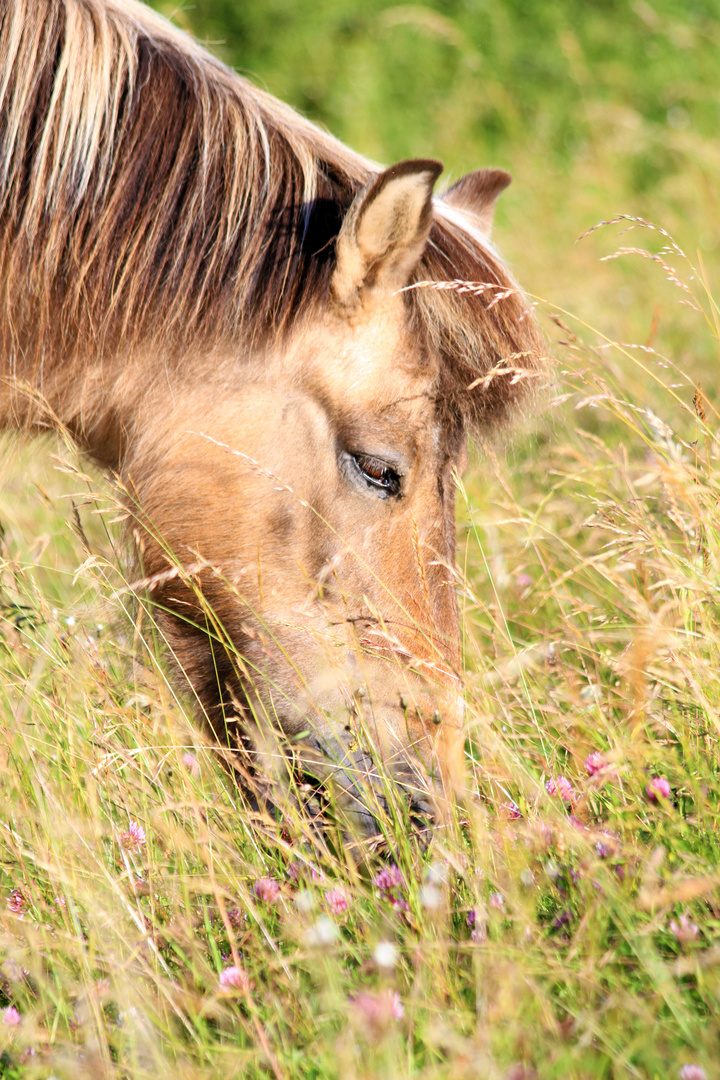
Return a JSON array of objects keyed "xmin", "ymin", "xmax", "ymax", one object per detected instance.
[{"xmin": 0, "ymin": 0, "xmax": 546, "ymax": 434}]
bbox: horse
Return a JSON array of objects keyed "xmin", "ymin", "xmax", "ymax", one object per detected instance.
[{"xmin": 0, "ymin": 0, "xmax": 546, "ymax": 835}]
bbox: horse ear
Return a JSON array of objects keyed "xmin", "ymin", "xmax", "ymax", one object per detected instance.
[
  {"xmin": 442, "ymin": 168, "xmax": 512, "ymax": 237},
  {"xmin": 332, "ymin": 159, "xmax": 443, "ymax": 306}
]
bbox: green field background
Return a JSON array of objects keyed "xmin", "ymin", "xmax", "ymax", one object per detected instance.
[{"xmin": 152, "ymin": 0, "xmax": 720, "ymax": 372}]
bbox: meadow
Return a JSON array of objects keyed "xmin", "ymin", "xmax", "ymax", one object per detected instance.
[{"xmin": 1, "ymin": 1, "xmax": 720, "ymax": 1076}]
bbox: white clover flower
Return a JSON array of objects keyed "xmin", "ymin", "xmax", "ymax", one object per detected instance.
[
  {"xmin": 303, "ymin": 915, "xmax": 338, "ymax": 947},
  {"xmin": 419, "ymin": 884, "xmax": 443, "ymax": 910},
  {"xmin": 373, "ymin": 941, "xmax": 398, "ymax": 969}
]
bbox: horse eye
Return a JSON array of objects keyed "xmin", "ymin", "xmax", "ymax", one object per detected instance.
[{"xmin": 351, "ymin": 454, "xmax": 402, "ymax": 498}]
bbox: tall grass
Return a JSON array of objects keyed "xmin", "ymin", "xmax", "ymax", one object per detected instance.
[
  {"xmin": 3, "ymin": 2, "xmax": 720, "ymax": 1075},
  {"xmin": 1, "ymin": 221, "xmax": 719, "ymax": 1077}
]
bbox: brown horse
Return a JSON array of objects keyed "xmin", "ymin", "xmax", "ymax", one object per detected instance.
[{"xmin": 0, "ymin": 0, "xmax": 546, "ymax": 834}]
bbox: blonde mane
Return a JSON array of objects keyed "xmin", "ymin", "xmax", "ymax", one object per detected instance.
[{"xmin": 0, "ymin": 0, "xmax": 545, "ymax": 431}]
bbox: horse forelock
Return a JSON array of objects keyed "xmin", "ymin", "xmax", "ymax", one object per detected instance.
[
  {"xmin": 0, "ymin": 0, "xmax": 546, "ymax": 437},
  {"xmin": 416, "ymin": 207, "xmax": 548, "ymax": 434}
]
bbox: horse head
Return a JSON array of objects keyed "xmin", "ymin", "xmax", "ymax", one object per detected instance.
[
  {"xmin": 124, "ymin": 162, "xmax": 511, "ymax": 833},
  {"xmin": 0, "ymin": 0, "xmax": 546, "ymax": 836},
  {"xmin": 128, "ymin": 162, "xmax": 489, "ymax": 834}
]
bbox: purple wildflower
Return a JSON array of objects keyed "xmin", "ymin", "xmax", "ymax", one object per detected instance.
[
  {"xmin": 226, "ymin": 907, "xmax": 246, "ymax": 929},
  {"xmin": 286, "ymin": 859, "xmax": 321, "ymax": 884},
  {"xmin": 0, "ymin": 960, "xmax": 27, "ymax": 985},
  {"xmin": 181, "ymin": 752, "xmax": 200, "ymax": 777},
  {"xmin": 502, "ymin": 800, "xmax": 522, "ymax": 820},
  {"xmin": 6, "ymin": 890, "xmax": 26, "ymax": 916},
  {"xmin": 324, "ymin": 888, "xmax": 349, "ymax": 915},
  {"xmin": 537, "ymin": 822, "xmax": 555, "ymax": 850},
  {"xmin": 680, "ymin": 1067, "xmax": 706, "ymax": 1080},
  {"xmin": 546, "ymin": 776, "xmax": 575, "ymax": 803},
  {"xmin": 490, "ymin": 892, "xmax": 504, "ymax": 910},
  {"xmin": 1, "ymin": 1007, "xmax": 19, "ymax": 1027},
  {"xmin": 594, "ymin": 830, "xmax": 618, "ymax": 859},
  {"xmin": 373, "ymin": 864, "xmax": 405, "ymax": 892},
  {"xmin": 670, "ymin": 913, "xmax": 699, "ymax": 944},
  {"xmin": 553, "ymin": 909, "xmax": 573, "ymax": 930},
  {"xmin": 467, "ymin": 906, "xmax": 487, "ymax": 942},
  {"xmin": 120, "ymin": 821, "xmax": 146, "ymax": 853},
  {"xmin": 646, "ymin": 776, "xmax": 671, "ymax": 803},
  {"xmin": 253, "ymin": 877, "xmax": 281, "ymax": 904},
  {"xmin": 286, "ymin": 861, "xmax": 301, "ymax": 883},
  {"xmin": 219, "ymin": 965, "xmax": 252, "ymax": 992},
  {"xmin": 352, "ymin": 989, "xmax": 404, "ymax": 1033},
  {"xmin": 584, "ymin": 752, "xmax": 606, "ymax": 776},
  {"xmin": 507, "ymin": 1067, "xmax": 535, "ymax": 1080},
  {"xmin": 373, "ymin": 864, "xmax": 408, "ymax": 910}
]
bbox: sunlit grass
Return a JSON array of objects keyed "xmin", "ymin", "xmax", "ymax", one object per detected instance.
[{"xmin": 1, "ymin": 230, "xmax": 719, "ymax": 1078}]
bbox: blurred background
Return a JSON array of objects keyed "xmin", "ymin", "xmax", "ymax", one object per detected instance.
[{"xmin": 152, "ymin": 0, "xmax": 720, "ymax": 375}]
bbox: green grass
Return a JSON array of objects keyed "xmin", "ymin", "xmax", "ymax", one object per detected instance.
[
  {"xmin": 3, "ymin": 1, "xmax": 720, "ymax": 1076},
  {"xmin": 2, "ymin": 230, "xmax": 720, "ymax": 1077}
]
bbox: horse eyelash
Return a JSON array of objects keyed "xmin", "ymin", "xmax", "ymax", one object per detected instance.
[{"xmin": 350, "ymin": 453, "xmax": 402, "ymax": 498}]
